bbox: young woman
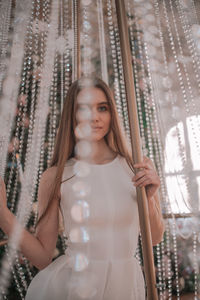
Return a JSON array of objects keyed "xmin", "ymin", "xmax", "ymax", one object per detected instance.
[{"xmin": 0, "ymin": 77, "xmax": 164, "ymax": 299}]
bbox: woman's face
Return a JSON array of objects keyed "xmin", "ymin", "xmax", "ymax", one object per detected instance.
[{"xmin": 75, "ymin": 87, "xmax": 111, "ymax": 142}]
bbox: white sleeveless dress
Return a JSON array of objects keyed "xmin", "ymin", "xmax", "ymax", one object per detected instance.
[{"xmin": 25, "ymin": 155, "xmax": 145, "ymax": 300}]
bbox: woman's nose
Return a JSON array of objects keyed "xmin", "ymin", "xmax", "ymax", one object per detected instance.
[{"xmin": 91, "ymin": 109, "xmax": 99, "ymax": 122}]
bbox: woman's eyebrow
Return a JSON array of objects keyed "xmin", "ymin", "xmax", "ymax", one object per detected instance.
[
  {"xmin": 97, "ymin": 101, "xmax": 109, "ymax": 105},
  {"xmin": 77, "ymin": 101, "xmax": 109, "ymax": 107},
  {"xmin": 78, "ymin": 101, "xmax": 108, "ymax": 105}
]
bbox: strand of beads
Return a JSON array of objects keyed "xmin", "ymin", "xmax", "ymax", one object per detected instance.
[
  {"xmin": 22, "ymin": 0, "xmax": 41, "ymax": 220},
  {"xmin": 82, "ymin": 0, "xmax": 93, "ymax": 77},
  {"xmin": 37, "ymin": 0, "xmax": 51, "ymax": 179},
  {"xmin": 21, "ymin": 0, "xmax": 59, "ymax": 226},
  {"xmin": 131, "ymin": 1, "xmax": 177, "ymax": 297},
  {"xmin": 105, "ymin": 0, "xmax": 124, "ymax": 122},
  {"xmin": 127, "ymin": 0, "xmax": 146, "ymax": 156},
  {"xmin": 192, "ymin": 231, "xmax": 199, "ymax": 299},
  {"xmin": 114, "ymin": 25, "xmax": 131, "ymax": 139},
  {"xmin": 71, "ymin": 0, "xmax": 79, "ymax": 81},
  {"xmin": 127, "ymin": 1, "xmax": 164, "ymax": 297},
  {"xmin": 9, "ymin": 0, "xmax": 52, "ymax": 294},
  {"xmin": 157, "ymin": 0, "xmax": 199, "ymax": 294},
  {"xmin": 42, "ymin": 0, "xmax": 57, "ymax": 167},
  {"xmin": 1, "ymin": 231, "xmax": 27, "ymax": 299},
  {"xmin": 22, "ymin": 0, "xmax": 43, "ymax": 204},
  {"xmin": 0, "ymin": 1, "xmax": 33, "ymax": 298},
  {"xmin": 70, "ymin": 77, "xmax": 96, "ymax": 297},
  {"xmin": 39, "ymin": 0, "xmax": 51, "ymax": 171},
  {"xmin": 170, "ymin": 0, "xmax": 200, "ymax": 155},
  {"xmin": 172, "ymin": 217, "xmax": 180, "ymax": 299},
  {"xmin": 47, "ymin": 54, "xmax": 59, "ymax": 166},
  {"xmin": 180, "ymin": 0, "xmax": 198, "ymax": 26},
  {"xmin": 177, "ymin": 0, "xmax": 200, "ymax": 103},
  {"xmin": 176, "ymin": 0, "xmax": 200, "ymax": 157},
  {"xmin": 111, "ymin": 1, "xmax": 130, "ymax": 138},
  {"xmin": 61, "ymin": 2, "xmax": 93, "ymax": 297},
  {"xmin": 6, "ymin": 97, "xmax": 26, "ymax": 213},
  {"xmin": 164, "ymin": 1, "xmax": 200, "ymax": 291},
  {"xmin": 71, "ymin": 0, "xmax": 75, "ymax": 81},
  {"xmin": 160, "ymin": 238, "xmax": 167, "ymax": 297},
  {"xmin": 17, "ymin": 9, "xmax": 60, "ymax": 293},
  {"xmin": 169, "ymin": 1, "xmax": 200, "ymax": 206},
  {"xmin": 153, "ymin": 0, "xmax": 191, "ymax": 214},
  {"xmin": 63, "ymin": 0, "xmax": 72, "ymax": 97},
  {"xmin": 160, "ymin": 0, "xmax": 191, "ymax": 212},
  {"xmin": 60, "ymin": 0, "xmax": 64, "ymax": 111},
  {"xmin": 33, "ymin": 0, "xmax": 52, "ymax": 228},
  {"xmin": 153, "ymin": 1, "xmax": 190, "ymax": 296},
  {"xmin": 162, "ymin": 0, "xmax": 200, "ymax": 213},
  {"xmin": 129, "ymin": 1, "xmax": 153, "ymax": 159},
  {"xmin": 8, "ymin": 0, "xmax": 42, "ymax": 290},
  {"xmin": 137, "ymin": 5, "xmax": 168, "ymax": 297},
  {"xmin": 0, "ymin": 247, "xmax": 24, "ymax": 299},
  {"xmin": 139, "ymin": 8, "xmax": 167, "ymax": 195},
  {"xmin": 1, "ymin": 1, "xmax": 59, "ymax": 299},
  {"xmin": 63, "ymin": 0, "xmax": 73, "ymax": 98},
  {"xmin": 106, "ymin": 0, "xmax": 131, "ymax": 139},
  {"xmin": 190, "ymin": 0, "xmax": 199, "ymax": 25},
  {"xmin": 0, "ymin": 0, "xmax": 32, "ymax": 177},
  {"xmin": 151, "ymin": 0, "xmax": 176, "ymax": 218},
  {"xmin": 0, "ymin": 0, "xmax": 12, "ymax": 91},
  {"xmin": 156, "ymin": 242, "xmax": 164, "ymax": 298},
  {"xmin": 164, "ymin": 220, "xmax": 173, "ymax": 299},
  {"xmin": 10, "ymin": 0, "xmax": 38, "ymax": 213}
]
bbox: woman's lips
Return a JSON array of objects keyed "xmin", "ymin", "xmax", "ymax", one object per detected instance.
[{"xmin": 91, "ymin": 127, "xmax": 102, "ymax": 130}]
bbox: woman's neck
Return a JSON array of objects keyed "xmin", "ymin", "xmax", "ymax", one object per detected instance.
[{"xmin": 77, "ymin": 139, "xmax": 116, "ymax": 164}]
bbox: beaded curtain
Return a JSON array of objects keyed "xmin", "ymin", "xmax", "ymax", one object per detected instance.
[{"xmin": 0, "ymin": 0, "xmax": 199, "ymax": 299}]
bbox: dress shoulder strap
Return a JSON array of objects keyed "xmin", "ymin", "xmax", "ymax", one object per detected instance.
[{"xmin": 118, "ymin": 155, "xmax": 134, "ymax": 178}]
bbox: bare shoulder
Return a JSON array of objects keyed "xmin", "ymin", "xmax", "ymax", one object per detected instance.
[
  {"xmin": 37, "ymin": 166, "xmax": 59, "ymax": 212},
  {"xmin": 40, "ymin": 166, "xmax": 57, "ymax": 186}
]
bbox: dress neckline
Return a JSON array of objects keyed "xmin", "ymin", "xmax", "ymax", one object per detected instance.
[{"xmin": 71, "ymin": 154, "xmax": 119, "ymax": 167}]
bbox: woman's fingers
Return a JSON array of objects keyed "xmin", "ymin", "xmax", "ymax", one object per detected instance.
[
  {"xmin": 132, "ymin": 170, "xmax": 146, "ymax": 181},
  {"xmin": 139, "ymin": 179, "xmax": 152, "ymax": 187},
  {"xmin": 132, "ymin": 157, "xmax": 160, "ymax": 198},
  {"xmin": 133, "ymin": 175, "xmax": 147, "ymax": 187},
  {"xmin": 132, "ymin": 170, "xmax": 159, "ymax": 186},
  {"xmin": 133, "ymin": 175, "xmax": 152, "ymax": 187},
  {"xmin": 134, "ymin": 162, "xmax": 150, "ymax": 169},
  {"xmin": 134, "ymin": 156, "xmax": 155, "ymax": 170},
  {"xmin": 132, "ymin": 169, "xmax": 155, "ymax": 182},
  {"xmin": 134, "ymin": 162, "xmax": 153, "ymax": 170}
]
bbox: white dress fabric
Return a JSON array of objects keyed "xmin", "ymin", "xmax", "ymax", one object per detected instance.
[{"xmin": 25, "ymin": 155, "xmax": 146, "ymax": 300}]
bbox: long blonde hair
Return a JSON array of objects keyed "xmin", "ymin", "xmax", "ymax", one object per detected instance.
[{"xmin": 37, "ymin": 77, "xmax": 133, "ymax": 225}]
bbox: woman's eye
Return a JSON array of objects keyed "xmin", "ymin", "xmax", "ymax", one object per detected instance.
[{"xmin": 98, "ymin": 106, "xmax": 108, "ymax": 112}]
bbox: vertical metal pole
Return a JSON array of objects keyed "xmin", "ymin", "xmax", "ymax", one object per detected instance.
[
  {"xmin": 115, "ymin": 1, "xmax": 158, "ymax": 299},
  {"xmin": 97, "ymin": 0, "xmax": 109, "ymax": 84},
  {"xmin": 73, "ymin": 0, "xmax": 81, "ymax": 80}
]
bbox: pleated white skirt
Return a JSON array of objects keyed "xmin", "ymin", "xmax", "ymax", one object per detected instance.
[{"xmin": 25, "ymin": 254, "xmax": 145, "ymax": 300}]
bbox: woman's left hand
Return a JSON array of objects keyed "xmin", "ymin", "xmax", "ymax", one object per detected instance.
[{"xmin": 132, "ymin": 156, "xmax": 160, "ymax": 199}]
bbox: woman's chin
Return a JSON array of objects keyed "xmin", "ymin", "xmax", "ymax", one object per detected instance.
[{"xmin": 85, "ymin": 134, "xmax": 105, "ymax": 143}]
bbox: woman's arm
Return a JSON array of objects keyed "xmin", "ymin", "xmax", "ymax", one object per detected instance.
[
  {"xmin": 147, "ymin": 192, "xmax": 165, "ymax": 246},
  {"xmin": 0, "ymin": 167, "xmax": 60, "ymax": 270},
  {"xmin": 132, "ymin": 157, "xmax": 165, "ymax": 246}
]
